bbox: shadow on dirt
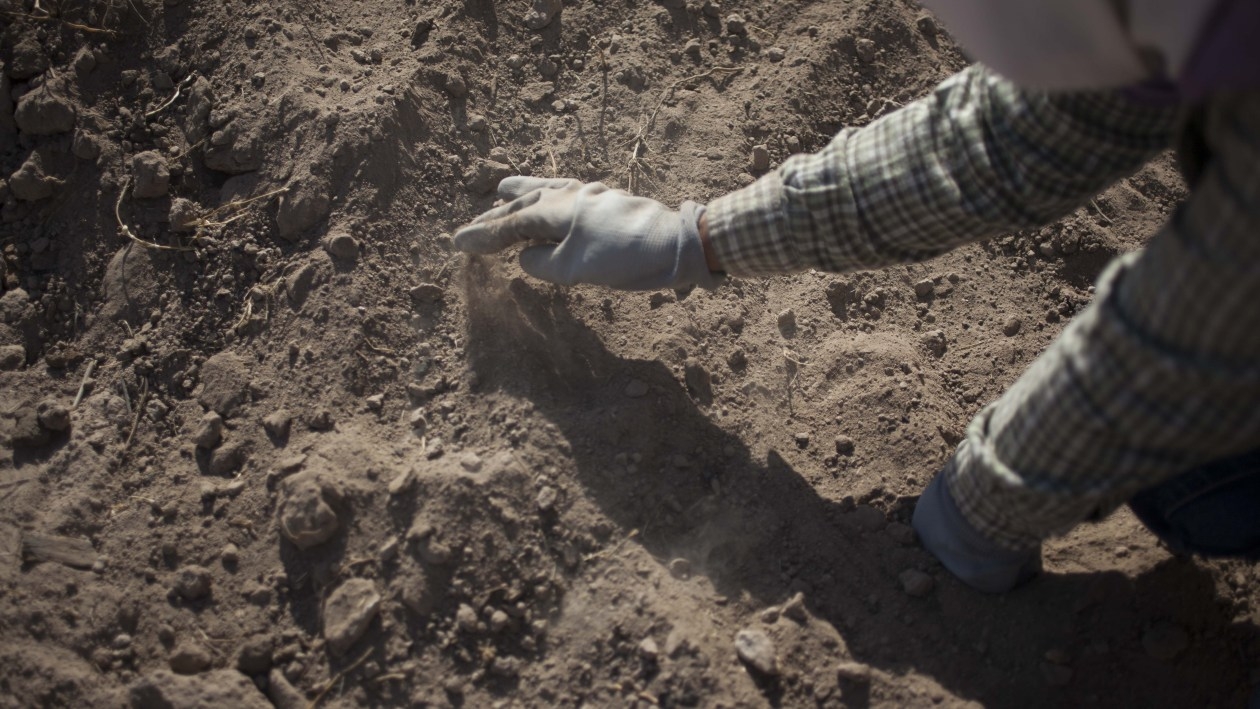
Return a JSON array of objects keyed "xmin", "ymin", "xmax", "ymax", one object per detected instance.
[{"xmin": 461, "ymin": 257, "xmax": 1259, "ymax": 708}]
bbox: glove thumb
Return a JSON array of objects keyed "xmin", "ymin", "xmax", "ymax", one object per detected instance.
[{"xmin": 519, "ymin": 244, "xmax": 576, "ymax": 285}]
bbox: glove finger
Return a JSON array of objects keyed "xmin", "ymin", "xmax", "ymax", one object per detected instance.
[
  {"xmin": 519, "ymin": 243, "xmax": 578, "ymax": 286},
  {"xmin": 497, "ymin": 176, "xmax": 582, "ymax": 201},
  {"xmin": 467, "ymin": 187, "xmax": 546, "ymax": 225},
  {"xmin": 453, "ymin": 213, "xmax": 533, "ymax": 255}
]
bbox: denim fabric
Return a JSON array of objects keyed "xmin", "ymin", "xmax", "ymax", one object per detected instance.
[{"xmin": 1128, "ymin": 449, "xmax": 1260, "ymax": 559}]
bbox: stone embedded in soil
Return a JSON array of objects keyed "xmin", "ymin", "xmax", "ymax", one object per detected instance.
[
  {"xmin": 735, "ymin": 628, "xmax": 778, "ymax": 676},
  {"xmin": 263, "ymin": 409, "xmax": 293, "ymax": 440},
  {"xmin": 197, "ymin": 352, "xmax": 248, "ymax": 416},
  {"xmin": 276, "ymin": 178, "xmax": 331, "ymax": 241},
  {"xmin": 751, "ymin": 145, "xmax": 770, "ymax": 171},
  {"xmin": 132, "ymin": 151, "xmax": 171, "ymax": 199},
  {"xmin": 464, "ymin": 159, "xmax": 513, "ymax": 195},
  {"xmin": 169, "ymin": 643, "xmax": 213, "ymax": 674},
  {"xmin": 173, "ymin": 565, "xmax": 213, "ymax": 601},
  {"xmin": 323, "ymin": 232, "xmax": 359, "ymax": 260},
  {"xmin": 127, "ymin": 669, "xmax": 271, "ymax": 709},
  {"xmin": 10, "ymin": 152, "xmax": 59, "ymax": 201},
  {"xmin": 0, "ymin": 344, "xmax": 24, "ymax": 370},
  {"xmin": 322, "ymin": 578, "xmax": 381, "ymax": 656},
  {"xmin": 836, "ymin": 661, "xmax": 873, "ymax": 683},
  {"xmin": 15, "ymin": 87, "xmax": 75, "ymax": 135},
  {"xmin": 1142, "ymin": 621, "xmax": 1189, "ymax": 661},
  {"xmin": 277, "ymin": 474, "xmax": 340, "ymax": 550},
  {"xmin": 192, "ymin": 411, "xmax": 223, "ymax": 449},
  {"xmin": 525, "ymin": 0, "xmax": 562, "ymax": 30},
  {"xmin": 899, "ymin": 569, "xmax": 935, "ymax": 597}
]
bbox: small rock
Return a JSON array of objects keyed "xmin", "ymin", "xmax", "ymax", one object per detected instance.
[
  {"xmin": 0, "ymin": 344, "xmax": 24, "ymax": 370},
  {"xmin": 536, "ymin": 486, "xmax": 558, "ymax": 512},
  {"xmin": 1002, "ymin": 316, "xmax": 1022, "ymax": 336},
  {"xmin": 751, "ymin": 145, "xmax": 770, "ymax": 171},
  {"xmin": 525, "ymin": 0, "xmax": 562, "ymax": 30},
  {"xmin": 36, "ymin": 399, "xmax": 71, "ymax": 432},
  {"xmin": 192, "ymin": 411, "xmax": 223, "ymax": 449},
  {"xmin": 169, "ymin": 643, "xmax": 213, "ymax": 674},
  {"xmin": 782, "ymin": 592, "xmax": 807, "ymax": 622},
  {"xmin": 766, "ymin": 47, "xmax": 786, "ymax": 62},
  {"xmin": 267, "ymin": 669, "xmax": 306, "ymax": 709},
  {"xmin": 638, "ymin": 637, "xmax": 659, "ymax": 661},
  {"xmin": 777, "ymin": 308, "xmax": 796, "ymax": 335},
  {"xmin": 323, "ymin": 233, "xmax": 358, "ymax": 260},
  {"xmin": 490, "ymin": 609, "xmax": 510, "ymax": 633},
  {"xmin": 725, "ymin": 13, "xmax": 747, "ymax": 35},
  {"xmin": 899, "ymin": 568, "xmax": 934, "ymax": 597},
  {"xmin": 921, "ymin": 329, "xmax": 947, "ymax": 357},
  {"xmin": 198, "ymin": 352, "xmax": 248, "ymax": 416},
  {"xmin": 277, "ymin": 473, "xmax": 340, "ymax": 549},
  {"xmin": 235, "ymin": 635, "xmax": 274, "ymax": 674},
  {"xmin": 916, "ymin": 13, "xmax": 938, "ymax": 37},
  {"xmin": 263, "ymin": 409, "xmax": 292, "ymax": 439},
  {"xmin": 668, "ymin": 557, "xmax": 692, "ymax": 580},
  {"xmin": 734, "ymin": 628, "xmax": 777, "ymax": 676},
  {"xmin": 173, "ymin": 565, "xmax": 213, "ymax": 601},
  {"xmin": 464, "ymin": 159, "xmax": 512, "ymax": 195},
  {"xmin": 276, "ymin": 178, "xmax": 331, "ymax": 241},
  {"xmin": 793, "ymin": 431, "xmax": 810, "ymax": 448},
  {"xmin": 914, "ymin": 279, "xmax": 935, "ymax": 299},
  {"xmin": 208, "ymin": 439, "xmax": 248, "ymax": 476},
  {"xmin": 220, "ymin": 543, "xmax": 239, "ymax": 565},
  {"xmin": 455, "ymin": 603, "xmax": 479, "ymax": 633},
  {"xmin": 132, "ymin": 151, "xmax": 171, "ymax": 199},
  {"xmin": 624, "ymin": 379, "xmax": 650, "ymax": 398},
  {"xmin": 836, "ymin": 661, "xmax": 872, "ymax": 683},
  {"xmin": 322, "ymin": 578, "xmax": 381, "ymax": 656},
  {"xmin": 458, "ymin": 451, "xmax": 483, "ymax": 473},
  {"xmin": 409, "ymin": 283, "xmax": 443, "ymax": 303},
  {"xmin": 856, "ymin": 38, "xmax": 877, "ymax": 63},
  {"xmin": 365, "ymin": 393, "xmax": 384, "ymax": 412},
  {"xmin": 1142, "ymin": 621, "xmax": 1189, "ymax": 661},
  {"xmin": 834, "ymin": 435, "xmax": 856, "ymax": 456}
]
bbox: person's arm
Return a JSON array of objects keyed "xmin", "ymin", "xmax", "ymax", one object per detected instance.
[{"xmin": 705, "ymin": 63, "xmax": 1179, "ymax": 276}]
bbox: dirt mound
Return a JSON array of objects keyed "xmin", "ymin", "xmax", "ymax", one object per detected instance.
[{"xmin": 0, "ymin": 0, "xmax": 1256, "ymax": 707}]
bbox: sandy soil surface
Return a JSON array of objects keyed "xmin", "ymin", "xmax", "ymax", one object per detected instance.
[{"xmin": 0, "ymin": 0, "xmax": 1257, "ymax": 707}]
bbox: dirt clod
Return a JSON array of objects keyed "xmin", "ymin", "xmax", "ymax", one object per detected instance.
[
  {"xmin": 169, "ymin": 643, "xmax": 213, "ymax": 674},
  {"xmin": 132, "ymin": 152, "xmax": 171, "ymax": 199},
  {"xmin": 323, "ymin": 577, "xmax": 381, "ymax": 656},
  {"xmin": 173, "ymin": 565, "xmax": 213, "ymax": 601},
  {"xmin": 276, "ymin": 473, "xmax": 341, "ymax": 550},
  {"xmin": 192, "ymin": 411, "xmax": 224, "ymax": 449}
]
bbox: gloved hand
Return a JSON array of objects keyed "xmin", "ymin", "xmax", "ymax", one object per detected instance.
[
  {"xmin": 453, "ymin": 177, "xmax": 723, "ymax": 291},
  {"xmin": 912, "ymin": 467, "xmax": 1042, "ymax": 593}
]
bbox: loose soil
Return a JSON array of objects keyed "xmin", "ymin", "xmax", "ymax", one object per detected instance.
[{"xmin": 0, "ymin": 0, "xmax": 1257, "ymax": 707}]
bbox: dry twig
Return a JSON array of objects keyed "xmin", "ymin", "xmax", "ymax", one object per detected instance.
[
  {"xmin": 115, "ymin": 178, "xmax": 193, "ymax": 252},
  {"xmin": 73, "ymin": 358, "xmax": 97, "ymax": 408}
]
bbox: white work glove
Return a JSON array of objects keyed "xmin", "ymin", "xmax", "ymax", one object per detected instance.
[
  {"xmin": 453, "ymin": 177, "xmax": 723, "ymax": 291},
  {"xmin": 912, "ymin": 466, "xmax": 1042, "ymax": 593}
]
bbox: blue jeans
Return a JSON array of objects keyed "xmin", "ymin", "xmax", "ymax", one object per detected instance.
[{"xmin": 1128, "ymin": 449, "xmax": 1260, "ymax": 559}]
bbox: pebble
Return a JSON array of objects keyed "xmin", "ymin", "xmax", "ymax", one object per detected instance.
[
  {"xmin": 639, "ymin": 637, "xmax": 659, "ymax": 661},
  {"xmin": 276, "ymin": 474, "xmax": 340, "ymax": 550},
  {"xmin": 781, "ymin": 591, "xmax": 807, "ymax": 622},
  {"xmin": 766, "ymin": 46, "xmax": 786, "ymax": 62},
  {"xmin": 536, "ymin": 486, "xmax": 558, "ymax": 512},
  {"xmin": 190, "ymin": 410, "xmax": 223, "ymax": 448},
  {"xmin": 458, "ymin": 451, "xmax": 483, "ymax": 473},
  {"xmin": 263, "ymin": 409, "xmax": 293, "ymax": 439},
  {"xmin": 235, "ymin": 635, "xmax": 274, "ymax": 674},
  {"xmin": 898, "ymin": 569, "xmax": 934, "ymax": 597},
  {"xmin": 1002, "ymin": 316, "xmax": 1022, "ymax": 336},
  {"xmin": 916, "ymin": 13, "xmax": 938, "ymax": 37},
  {"xmin": 793, "ymin": 431, "xmax": 811, "ymax": 448},
  {"xmin": 725, "ymin": 13, "xmax": 747, "ymax": 35},
  {"xmin": 322, "ymin": 578, "xmax": 381, "ymax": 656},
  {"xmin": 323, "ymin": 233, "xmax": 359, "ymax": 260},
  {"xmin": 455, "ymin": 603, "xmax": 479, "ymax": 633},
  {"xmin": 914, "ymin": 279, "xmax": 935, "ymax": 299},
  {"xmin": 490, "ymin": 609, "xmax": 510, "ymax": 633},
  {"xmin": 208, "ymin": 439, "xmax": 248, "ymax": 476},
  {"xmin": 834, "ymin": 435, "xmax": 856, "ymax": 456},
  {"xmin": 220, "ymin": 543, "xmax": 240, "ymax": 565},
  {"xmin": 836, "ymin": 660, "xmax": 872, "ymax": 683},
  {"xmin": 1142, "ymin": 621, "xmax": 1189, "ymax": 661},
  {"xmin": 169, "ymin": 642, "xmax": 213, "ymax": 674},
  {"xmin": 734, "ymin": 628, "xmax": 778, "ymax": 675},
  {"xmin": 751, "ymin": 145, "xmax": 770, "ymax": 171},
  {"xmin": 173, "ymin": 565, "xmax": 213, "ymax": 601},
  {"xmin": 624, "ymin": 379, "xmax": 650, "ymax": 398},
  {"xmin": 777, "ymin": 308, "xmax": 796, "ymax": 335},
  {"xmin": 525, "ymin": 0, "xmax": 562, "ymax": 30},
  {"xmin": 668, "ymin": 558, "xmax": 692, "ymax": 580}
]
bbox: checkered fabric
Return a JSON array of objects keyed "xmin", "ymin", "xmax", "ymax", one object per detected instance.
[{"xmin": 707, "ymin": 64, "xmax": 1260, "ymax": 549}]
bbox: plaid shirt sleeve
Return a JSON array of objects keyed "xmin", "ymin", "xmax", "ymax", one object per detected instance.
[
  {"xmin": 708, "ymin": 64, "xmax": 1260, "ymax": 550},
  {"xmin": 947, "ymin": 91, "xmax": 1260, "ymax": 550},
  {"xmin": 705, "ymin": 64, "xmax": 1177, "ymax": 276}
]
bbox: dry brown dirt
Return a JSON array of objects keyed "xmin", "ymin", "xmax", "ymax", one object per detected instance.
[{"xmin": 1, "ymin": 0, "xmax": 1258, "ymax": 707}]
